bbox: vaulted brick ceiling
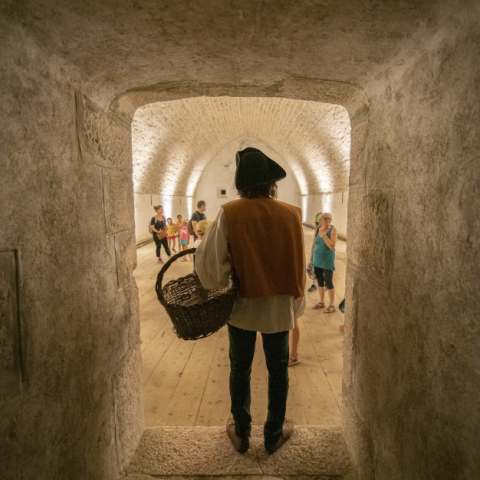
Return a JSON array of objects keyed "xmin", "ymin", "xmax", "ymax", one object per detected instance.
[{"xmin": 132, "ymin": 96, "xmax": 350, "ymax": 197}]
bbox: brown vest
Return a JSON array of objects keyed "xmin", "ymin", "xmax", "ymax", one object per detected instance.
[{"xmin": 222, "ymin": 198, "xmax": 305, "ymax": 299}]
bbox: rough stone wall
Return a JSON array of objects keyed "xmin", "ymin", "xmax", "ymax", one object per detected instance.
[
  {"xmin": 132, "ymin": 96, "xmax": 350, "ymax": 197},
  {"xmin": 0, "ymin": 25, "xmax": 143, "ymax": 480},
  {"xmin": 3, "ymin": 0, "xmax": 429, "ymax": 114},
  {"xmin": 343, "ymin": 7, "xmax": 480, "ymax": 479}
]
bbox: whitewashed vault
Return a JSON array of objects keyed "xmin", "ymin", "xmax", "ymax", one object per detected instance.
[{"xmin": 132, "ymin": 97, "xmax": 350, "ymax": 198}]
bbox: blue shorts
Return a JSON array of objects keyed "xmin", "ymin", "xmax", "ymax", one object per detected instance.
[{"xmin": 180, "ymin": 240, "xmax": 189, "ymax": 245}]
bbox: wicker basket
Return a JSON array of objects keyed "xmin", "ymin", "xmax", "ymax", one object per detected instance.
[{"xmin": 155, "ymin": 248, "xmax": 238, "ymax": 340}]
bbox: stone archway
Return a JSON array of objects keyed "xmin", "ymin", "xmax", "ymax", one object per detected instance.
[{"xmin": 73, "ymin": 78, "xmax": 369, "ymax": 474}]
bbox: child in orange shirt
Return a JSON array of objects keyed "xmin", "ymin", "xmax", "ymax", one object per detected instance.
[{"xmin": 166, "ymin": 218, "xmax": 177, "ymax": 253}]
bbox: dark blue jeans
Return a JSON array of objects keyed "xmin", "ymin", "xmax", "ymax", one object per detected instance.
[{"xmin": 228, "ymin": 323, "xmax": 289, "ymax": 444}]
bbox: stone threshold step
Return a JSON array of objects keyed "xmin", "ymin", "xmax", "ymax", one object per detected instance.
[
  {"xmin": 126, "ymin": 476, "xmax": 357, "ymax": 480},
  {"xmin": 125, "ymin": 425, "xmax": 353, "ymax": 478}
]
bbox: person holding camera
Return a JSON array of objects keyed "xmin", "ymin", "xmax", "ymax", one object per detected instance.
[
  {"xmin": 310, "ymin": 213, "xmax": 337, "ymax": 313},
  {"xmin": 307, "ymin": 211, "xmax": 322, "ymax": 292}
]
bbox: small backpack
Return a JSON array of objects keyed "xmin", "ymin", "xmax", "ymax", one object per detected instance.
[
  {"xmin": 149, "ymin": 216, "xmax": 164, "ymax": 235},
  {"xmin": 187, "ymin": 219, "xmax": 195, "ymax": 236}
]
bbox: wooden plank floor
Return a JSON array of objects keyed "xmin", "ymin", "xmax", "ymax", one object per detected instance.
[{"xmin": 136, "ymin": 227, "xmax": 346, "ymax": 427}]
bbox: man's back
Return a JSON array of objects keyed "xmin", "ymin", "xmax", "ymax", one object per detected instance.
[{"xmin": 222, "ymin": 197, "xmax": 305, "ymax": 298}]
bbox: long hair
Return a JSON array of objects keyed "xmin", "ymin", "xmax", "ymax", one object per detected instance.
[{"xmin": 237, "ymin": 181, "xmax": 278, "ymax": 199}]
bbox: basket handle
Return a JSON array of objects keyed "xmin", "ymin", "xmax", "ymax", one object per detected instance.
[{"xmin": 156, "ymin": 247, "xmax": 197, "ymax": 304}]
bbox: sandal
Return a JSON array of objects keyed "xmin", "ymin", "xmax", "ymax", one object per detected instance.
[
  {"xmin": 288, "ymin": 355, "xmax": 300, "ymax": 367},
  {"xmin": 324, "ymin": 306, "xmax": 336, "ymax": 313},
  {"xmin": 312, "ymin": 302, "xmax": 325, "ymax": 309}
]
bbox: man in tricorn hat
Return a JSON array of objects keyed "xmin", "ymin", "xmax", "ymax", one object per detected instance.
[{"xmin": 196, "ymin": 147, "xmax": 305, "ymax": 454}]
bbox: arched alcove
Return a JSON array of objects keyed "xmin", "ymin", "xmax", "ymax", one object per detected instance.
[
  {"xmin": 195, "ymin": 135, "xmax": 300, "ymax": 216},
  {"xmin": 97, "ymin": 79, "xmax": 367, "ymax": 469}
]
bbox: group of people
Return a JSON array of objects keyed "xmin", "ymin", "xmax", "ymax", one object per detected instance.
[{"xmin": 150, "ymin": 200, "xmax": 209, "ymax": 264}]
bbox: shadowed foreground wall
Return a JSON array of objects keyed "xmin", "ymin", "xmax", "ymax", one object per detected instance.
[
  {"xmin": 0, "ymin": 27, "xmax": 143, "ymax": 479},
  {"xmin": 343, "ymin": 11, "xmax": 480, "ymax": 480}
]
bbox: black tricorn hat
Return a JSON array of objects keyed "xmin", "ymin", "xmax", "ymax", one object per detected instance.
[{"xmin": 235, "ymin": 148, "xmax": 286, "ymax": 190}]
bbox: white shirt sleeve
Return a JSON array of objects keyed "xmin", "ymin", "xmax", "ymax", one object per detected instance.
[{"xmin": 196, "ymin": 208, "xmax": 231, "ymax": 289}]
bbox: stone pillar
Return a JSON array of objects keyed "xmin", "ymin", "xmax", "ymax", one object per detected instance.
[{"xmin": 76, "ymin": 93, "xmax": 144, "ymax": 471}]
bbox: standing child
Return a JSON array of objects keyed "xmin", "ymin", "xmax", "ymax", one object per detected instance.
[
  {"xmin": 289, "ymin": 319, "xmax": 301, "ymax": 366},
  {"xmin": 175, "ymin": 214, "xmax": 183, "ymax": 251},
  {"xmin": 179, "ymin": 221, "xmax": 192, "ymax": 262},
  {"xmin": 166, "ymin": 218, "xmax": 177, "ymax": 254}
]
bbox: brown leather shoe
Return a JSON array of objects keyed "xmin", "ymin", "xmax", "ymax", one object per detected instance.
[
  {"xmin": 265, "ymin": 417, "xmax": 294, "ymax": 454},
  {"xmin": 226, "ymin": 418, "xmax": 250, "ymax": 453}
]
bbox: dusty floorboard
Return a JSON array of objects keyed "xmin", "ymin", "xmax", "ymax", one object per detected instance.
[{"xmin": 136, "ymin": 227, "xmax": 346, "ymax": 427}]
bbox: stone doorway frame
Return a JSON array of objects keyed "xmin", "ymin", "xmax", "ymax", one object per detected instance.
[{"xmin": 76, "ymin": 78, "xmax": 369, "ymax": 472}]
